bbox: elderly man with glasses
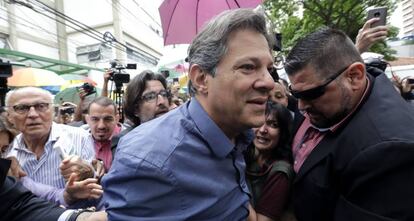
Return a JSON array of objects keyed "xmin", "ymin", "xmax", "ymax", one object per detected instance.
[
  {"xmin": 285, "ymin": 28, "xmax": 414, "ymax": 221},
  {"xmin": 4, "ymin": 87, "xmax": 101, "ymax": 207}
]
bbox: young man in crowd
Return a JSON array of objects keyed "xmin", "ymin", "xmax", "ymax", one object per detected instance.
[{"xmin": 85, "ymin": 96, "xmax": 121, "ymax": 172}]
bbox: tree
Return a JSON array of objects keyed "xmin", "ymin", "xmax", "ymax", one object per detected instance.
[{"xmin": 264, "ymin": 0, "xmax": 399, "ymax": 60}]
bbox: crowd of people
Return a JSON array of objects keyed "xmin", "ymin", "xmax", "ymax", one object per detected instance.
[{"xmin": 1, "ymin": 8, "xmax": 414, "ymax": 221}]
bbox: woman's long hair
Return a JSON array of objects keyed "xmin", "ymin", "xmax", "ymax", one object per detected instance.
[{"xmin": 245, "ymin": 101, "xmax": 293, "ymax": 165}]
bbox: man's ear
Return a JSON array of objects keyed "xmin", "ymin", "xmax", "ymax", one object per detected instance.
[
  {"xmin": 7, "ymin": 111, "xmax": 15, "ymax": 126},
  {"xmin": 85, "ymin": 114, "xmax": 90, "ymax": 123},
  {"xmin": 189, "ymin": 64, "xmax": 208, "ymax": 94},
  {"xmin": 115, "ymin": 113, "xmax": 120, "ymax": 123},
  {"xmin": 345, "ymin": 62, "xmax": 366, "ymax": 90}
]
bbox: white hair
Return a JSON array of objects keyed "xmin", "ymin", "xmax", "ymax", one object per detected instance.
[{"xmin": 6, "ymin": 87, "xmax": 53, "ymax": 106}]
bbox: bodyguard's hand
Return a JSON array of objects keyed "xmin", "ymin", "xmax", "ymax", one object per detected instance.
[
  {"xmin": 356, "ymin": 18, "xmax": 388, "ymax": 53},
  {"xmin": 64, "ymin": 173, "xmax": 103, "ymax": 205},
  {"xmin": 60, "ymin": 155, "xmax": 94, "ymax": 181},
  {"xmin": 6, "ymin": 156, "xmax": 27, "ymax": 179}
]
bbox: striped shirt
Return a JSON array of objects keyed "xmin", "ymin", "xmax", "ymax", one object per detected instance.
[{"xmin": 7, "ymin": 122, "xmax": 95, "ymax": 188}]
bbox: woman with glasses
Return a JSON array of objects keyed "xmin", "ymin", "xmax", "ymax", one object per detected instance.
[{"xmin": 246, "ymin": 101, "xmax": 295, "ymax": 221}]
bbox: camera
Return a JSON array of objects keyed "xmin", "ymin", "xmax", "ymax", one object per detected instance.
[
  {"xmin": 108, "ymin": 60, "xmax": 134, "ymax": 85},
  {"xmin": 0, "ymin": 60, "xmax": 12, "ymax": 78},
  {"xmin": 60, "ymin": 107, "xmax": 75, "ymax": 115},
  {"xmin": 77, "ymin": 83, "xmax": 96, "ymax": 96}
]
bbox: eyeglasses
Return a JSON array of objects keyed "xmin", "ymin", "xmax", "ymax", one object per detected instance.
[
  {"xmin": 288, "ymin": 65, "xmax": 350, "ymax": 101},
  {"xmin": 141, "ymin": 90, "xmax": 170, "ymax": 103},
  {"xmin": 11, "ymin": 102, "xmax": 52, "ymax": 114}
]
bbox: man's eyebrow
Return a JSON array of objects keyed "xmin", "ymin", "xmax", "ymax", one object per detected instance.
[{"xmin": 237, "ymin": 57, "xmax": 273, "ymax": 66}]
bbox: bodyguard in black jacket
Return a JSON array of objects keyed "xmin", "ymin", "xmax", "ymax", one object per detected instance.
[
  {"xmin": 285, "ymin": 28, "xmax": 414, "ymax": 221},
  {"xmin": 0, "ymin": 159, "xmax": 65, "ymax": 221}
]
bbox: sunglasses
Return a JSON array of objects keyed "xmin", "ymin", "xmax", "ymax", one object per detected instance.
[{"xmin": 289, "ymin": 65, "xmax": 350, "ymax": 101}]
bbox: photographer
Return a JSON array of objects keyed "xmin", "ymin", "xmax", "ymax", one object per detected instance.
[
  {"xmin": 101, "ymin": 70, "xmax": 112, "ymax": 98},
  {"xmin": 56, "ymin": 102, "xmax": 76, "ymax": 125},
  {"xmin": 70, "ymin": 84, "xmax": 97, "ymax": 127}
]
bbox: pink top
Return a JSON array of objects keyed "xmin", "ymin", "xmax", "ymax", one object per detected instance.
[{"xmin": 94, "ymin": 124, "xmax": 122, "ymax": 172}]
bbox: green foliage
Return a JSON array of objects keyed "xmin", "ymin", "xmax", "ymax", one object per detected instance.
[{"xmin": 264, "ymin": 0, "xmax": 399, "ymax": 60}]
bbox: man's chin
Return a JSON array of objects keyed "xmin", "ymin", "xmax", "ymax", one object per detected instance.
[
  {"xmin": 95, "ymin": 135, "xmax": 110, "ymax": 141},
  {"xmin": 247, "ymin": 116, "xmax": 266, "ymax": 129}
]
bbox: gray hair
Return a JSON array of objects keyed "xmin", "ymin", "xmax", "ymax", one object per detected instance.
[
  {"xmin": 6, "ymin": 87, "xmax": 53, "ymax": 107},
  {"xmin": 187, "ymin": 8, "xmax": 272, "ymax": 96}
]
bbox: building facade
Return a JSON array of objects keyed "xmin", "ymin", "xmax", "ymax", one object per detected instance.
[{"xmin": 402, "ymin": 0, "xmax": 414, "ymax": 36}]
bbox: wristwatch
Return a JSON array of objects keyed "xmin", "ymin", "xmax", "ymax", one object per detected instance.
[{"xmin": 67, "ymin": 208, "xmax": 95, "ymax": 221}]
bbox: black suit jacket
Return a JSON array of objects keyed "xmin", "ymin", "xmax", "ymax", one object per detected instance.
[
  {"xmin": 0, "ymin": 159, "xmax": 65, "ymax": 221},
  {"xmin": 293, "ymin": 70, "xmax": 414, "ymax": 221}
]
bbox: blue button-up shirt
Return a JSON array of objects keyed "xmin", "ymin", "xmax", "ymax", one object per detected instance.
[{"xmin": 102, "ymin": 98, "xmax": 252, "ymax": 220}]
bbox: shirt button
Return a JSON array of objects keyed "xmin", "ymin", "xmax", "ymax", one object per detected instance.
[
  {"xmin": 294, "ymin": 161, "xmax": 297, "ymax": 165},
  {"xmin": 302, "ymin": 144, "xmax": 306, "ymax": 148}
]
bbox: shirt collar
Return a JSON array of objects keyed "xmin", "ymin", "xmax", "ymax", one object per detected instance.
[
  {"xmin": 188, "ymin": 98, "xmax": 253, "ymax": 159},
  {"xmin": 94, "ymin": 138, "xmax": 111, "ymax": 151},
  {"xmin": 12, "ymin": 123, "xmax": 56, "ymax": 151}
]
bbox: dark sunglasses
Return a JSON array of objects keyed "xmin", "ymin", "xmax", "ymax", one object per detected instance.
[{"xmin": 289, "ymin": 65, "xmax": 350, "ymax": 101}]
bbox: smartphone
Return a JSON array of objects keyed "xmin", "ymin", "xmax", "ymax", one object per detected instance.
[
  {"xmin": 367, "ymin": 7, "xmax": 387, "ymax": 27},
  {"xmin": 408, "ymin": 79, "xmax": 414, "ymax": 84}
]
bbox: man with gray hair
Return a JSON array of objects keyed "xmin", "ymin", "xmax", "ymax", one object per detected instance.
[
  {"xmin": 102, "ymin": 8, "xmax": 274, "ymax": 220},
  {"xmin": 5, "ymin": 87, "xmax": 101, "ymax": 207}
]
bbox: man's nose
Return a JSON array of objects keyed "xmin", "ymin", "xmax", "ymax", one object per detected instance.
[
  {"xmin": 97, "ymin": 119, "xmax": 106, "ymax": 128},
  {"xmin": 27, "ymin": 106, "xmax": 40, "ymax": 117},
  {"xmin": 156, "ymin": 95, "xmax": 168, "ymax": 106},
  {"xmin": 254, "ymin": 67, "xmax": 275, "ymax": 92}
]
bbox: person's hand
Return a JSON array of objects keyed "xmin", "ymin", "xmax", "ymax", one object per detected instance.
[
  {"xmin": 64, "ymin": 173, "xmax": 103, "ymax": 205},
  {"xmin": 247, "ymin": 203, "xmax": 257, "ymax": 221},
  {"xmin": 91, "ymin": 159, "xmax": 105, "ymax": 181},
  {"xmin": 78, "ymin": 88, "xmax": 87, "ymax": 101},
  {"xmin": 355, "ymin": 18, "xmax": 388, "ymax": 53},
  {"xmin": 103, "ymin": 70, "xmax": 112, "ymax": 83},
  {"xmin": 401, "ymin": 78, "xmax": 414, "ymax": 93},
  {"xmin": 6, "ymin": 156, "xmax": 27, "ymax": 179},
  {"xmin": 60, "ymin": 155, "xmax": 95, "ymax": 181},
  {"xmin": 76, "ymin": 211, "xmax": 108, "ymax": 221}
]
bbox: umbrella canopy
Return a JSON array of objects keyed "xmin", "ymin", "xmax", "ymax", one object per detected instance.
[
  {"xmin": 8, "ymin": 67, "xmax": 65, "ymax": 87},
  {"xmin": 54, "ymin": 87, "xmax": 101, "ymax": 105},
  {"xmin": 159, "ymin": 0, "xmax": 263, "ymax": 45},
  {"xmin": 60, "ymin": 73, "xmax": 97, "ymax": 90},
  {"xmin": 60, "ymin": 74, "xmax": 97, "ymax": 85}
]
